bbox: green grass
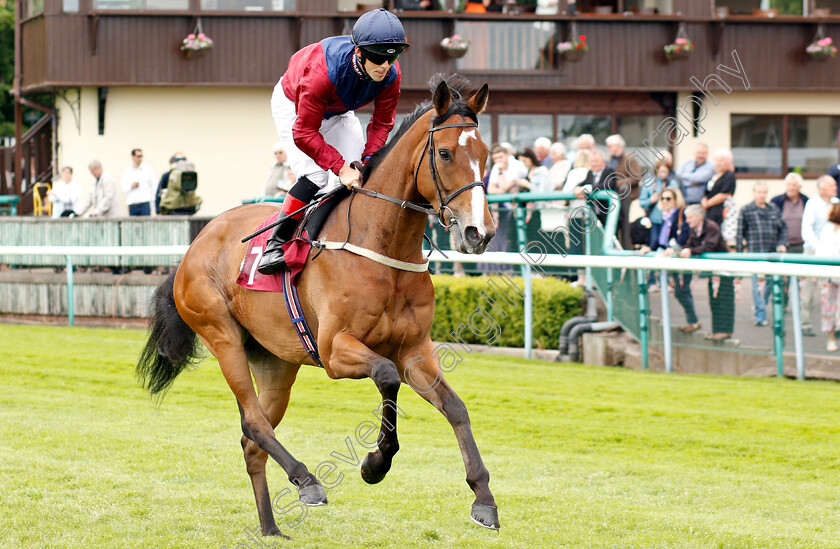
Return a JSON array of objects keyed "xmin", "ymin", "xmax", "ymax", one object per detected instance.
[{"xmin": 2, "ymin": 324, "xmax": 840, "ymax": 548}]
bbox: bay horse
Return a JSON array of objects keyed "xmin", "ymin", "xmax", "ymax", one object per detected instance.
[{"xmin": 136, "ymin": 78, "xmax": 499, "ymax": 539}]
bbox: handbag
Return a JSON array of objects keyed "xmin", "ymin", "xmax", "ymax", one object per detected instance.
[{"xmin": 720, "ymin": 195, "xmax": 738, "ymax": 242}]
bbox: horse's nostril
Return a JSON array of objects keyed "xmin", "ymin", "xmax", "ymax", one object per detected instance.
[{"xmin": 465, "ymin": 226, "xmax": 482, "ymax": 246}]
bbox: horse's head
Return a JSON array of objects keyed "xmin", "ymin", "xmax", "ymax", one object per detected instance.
[{"xmin": 416, "ymin": 80, "xmax": 495, "ymax": 254}]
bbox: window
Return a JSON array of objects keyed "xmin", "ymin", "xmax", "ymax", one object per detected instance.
[
  {"xmin": 453, "ymin": 21, "xmax": 558, "ymax": 71},
  {"xmin": 731, "ymin": 115, "xmax": 783, "ymax": 175},
  {"xmin": 788, "ymin": 116, "xmax": 840, "ymax": 174},
  {"xmin": 556, "ymin": 115, "xmax": 611, "ymax": 152},
  {"xmin": 498, "ymin": 115, "xmax": 553, "ymax": 153},
  {"xmin": 93, "ymin": 0, "xmax": 188, "ymax": 8},
  {"xmin": 616, "ymin": 115, "xmax": 670, "ymax": 161},
  {"xmin": 815, "ymin": 0, "xmax": 840, "ymax": 15},
  {"xmin": 730, "ymin": 114, "xmax": 839, "ymax": 177},
  {"xmin": 715, "ymin": 0, "xmax": 804, "ymax": 16},
  {"xmin": 201, "ymin": 0, "xmax": 293, "ymax": 9},
  {"xmin": 23, "ymin": 0, "xmax": 44, "ymax": 17}
]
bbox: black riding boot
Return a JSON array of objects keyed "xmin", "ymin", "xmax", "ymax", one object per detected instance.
[{"xmin": 257, "ymin": 176, "xmax": 320, "ymax": 275}]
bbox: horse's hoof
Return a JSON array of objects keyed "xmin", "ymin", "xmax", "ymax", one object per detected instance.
[
  {"xmin": 298, "ymin": 483, "xmax": 328, "ymax": 506},
  {"xmin": 360, "ymin": 452, "xmax": 387, "ymax": 484},
  {"xmin": 265, "ymin": 527, "xmax": 292, "ymax": 540},
  {"xmin": 470, "ymin": 503, "xmax": 500, "ymax": 530}
]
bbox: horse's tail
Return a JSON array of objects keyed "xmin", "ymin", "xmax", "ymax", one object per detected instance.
[{"xmin": 136, "ymin": 269, "xmax": 201, "ymax": 400}]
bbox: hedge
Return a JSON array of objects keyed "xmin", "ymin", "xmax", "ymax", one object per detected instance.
[{"xmin": 429, "ymin": 274, "xmax": 585, "ymax": 349}]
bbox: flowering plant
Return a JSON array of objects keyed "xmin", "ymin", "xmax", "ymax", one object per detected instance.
[
  {"xmin": 664, "ymin": 37, "xmax": 694, "ymax": 60},
  {"xmin": 181, "ymin": 32, "xmax": 214, "ymax": 53},
  {"xmin": 556, "ymin": 34, "xmax": 588, "ymax": 54},
  {"xmin": 440, "ymin": 34, "xmax": 469, "ymax": 51},
  {"xmin": 806, "ymin": 37, "xmax": 838, "ymax": 59}
]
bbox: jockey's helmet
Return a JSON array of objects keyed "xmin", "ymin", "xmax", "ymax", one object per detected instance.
[{"xmin": 352, "ymin": 8, "xmax": 409, "ymax": 62}]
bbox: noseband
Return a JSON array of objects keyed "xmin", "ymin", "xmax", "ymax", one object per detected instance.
[{"xmin": 353, "ymin": 117, "xmax": 484, "ymax": 228}]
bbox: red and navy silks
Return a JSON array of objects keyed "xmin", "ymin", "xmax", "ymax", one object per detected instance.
[
  {"xmin": 236, "ymin": 212, "xmax": 323, "ymax": 366},
  {"xmin": 280, "ymin": 36, "xmax": 401, "ymax": 176}
]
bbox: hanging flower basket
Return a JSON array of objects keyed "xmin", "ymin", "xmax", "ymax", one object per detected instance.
[
  {"xmin": 664, "ymin": 38, "xmax": 694, "ymax": 61},
  {"xmin": 807, "ymin": 37, "xmax": 837, "ymax": 61},
  {"xmin": 441, "ymin": 35, "xmax": 469, "ymax": 58},
  {"xmin": 557, "ymin": 34, "xmax": 587, "ymax": 62},
  {"xmin": 181, "ymin": 18, "xmax": 213, "ymax": 59}
]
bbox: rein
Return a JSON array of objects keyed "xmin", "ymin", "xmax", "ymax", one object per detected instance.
[{"xmin": 353, "ymin": 118, "xmax": 484, "ymax": 228}]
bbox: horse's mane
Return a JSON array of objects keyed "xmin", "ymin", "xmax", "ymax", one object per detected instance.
[{"xmin": 361, "ymin": 74, "xmax": 480, "ymax": 182}]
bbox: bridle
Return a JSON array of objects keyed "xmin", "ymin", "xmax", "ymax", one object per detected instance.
[{"xmin": 353, "ymin": 117, "xmax": 484, "ymax": 228}]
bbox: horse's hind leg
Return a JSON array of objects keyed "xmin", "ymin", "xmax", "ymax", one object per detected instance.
[
  {"xmin": 241, "ymin": 351, "xmax": 314, "ymax": 537},
  {"xmin": 399, "ymin": 340, "xmax": 499, "ymax": 530},
  {"xmin": 194, "ymin": 325, "xmax": 324, "ymax": 525}
]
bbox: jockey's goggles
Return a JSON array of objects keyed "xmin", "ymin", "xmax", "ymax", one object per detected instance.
[{"xmin": 360, "ymin": 44, "xmax": 407, "ymax": 65}]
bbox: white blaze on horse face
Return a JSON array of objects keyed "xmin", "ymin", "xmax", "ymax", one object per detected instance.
[
  {"xmin": 469, "ymin": 158, "xmax": 486, "ymax": 238},
  {"xmin": 458, "ymin": 129, "xmax": 476, "ymax": 147}
]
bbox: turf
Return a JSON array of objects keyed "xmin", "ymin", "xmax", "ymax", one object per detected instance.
[{"xmin": 1, "ymin": 324, "xmax": 840, "ymax": 548}]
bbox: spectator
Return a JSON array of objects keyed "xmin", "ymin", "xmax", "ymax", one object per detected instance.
[
  {"xmin": 606, "ymin": 134, "xmax": 644, "ymax": 249},
  {"xmin": 701, "ymin": 148, "xmax": 736, "ymax": 228},
  {"xmin": 47, "ymin": 166, "xmax": 80, "ymax": 218},
  {"xmin": 516, "ymin": 147, "xmax": 551, "ymax": 245},
  {"xmin": 395, "ymin": 0, "xmax": 435, "ymax": 9},
  {"xmin": 121, "ymin": 148, "xmax": 155, "ymax": 216},
  {"xmin": 573, "ymin": 149, "xmax": 616, "ymax": 228},
  {"xmin": 562, "ymin": 149, "xmax": 592, "ymax": 256},
  {"xmin": 640, "ymin": 188, "xmax": 694, "ymax": 323},
  {"xmin": 534, "ymin": 137, "xmax": 554, "ymax": 168},
  {"xmin": 158, "ymin": 154, "xmax": 202, "ymax": 215},
  {"xmin": 487, "ymin": 143, "xmax": 529, "ymax": 255},
  {"xmin": 155, "ymin": 152, "xmax": 185, "ymax": 214},
  {"xmin": 464, "ymin": 0, "xmax": 491, "ymax": 13},
  {"xmin": 676, "ymin": 204, "xmax": 734, "ymax": 341},
  {"xmin": 736, "ymin": 181, "xmax": 788, "ymax": 326},
  {"xmin": 827, "ymin": 162, "xmax": 840, "ymax": 190},
  {"xmin": 800, "ymin": 175, "xmax": 839, "ymax": 336},
  {"xmin": 571, "ymin": 133, "xmax": 596, "ymax": 165},
  {"xmin": 676, "ymin": 143, "xmax": 714, "ymax": 205},
  {"xmin": 264, "ymin": 142, "xmax": 294, "ymax": 198},
  {"xmin": 770, "ymin": 172, "xmax": 809, "ymax": 254},
  {"xmin": 76, "ymin": 160, "xmax": 117, "ymax": 218},
  {"xmin": 817, "ymin": 200, "xmax": 840, "ymax": 352},
  {"xmin": 639, "ymin": 160, "xmax": 679, "ymax": 248},
  {"xmin": 547, "ymin": 142, "xmax": 571, "ymax": 190}
]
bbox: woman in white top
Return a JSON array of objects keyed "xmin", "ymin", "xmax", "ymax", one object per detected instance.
[
  {"xmin": 817, "ymin": 200, "xmax": 840, "ymax": 352},
  {"xmin": 47, "ymin": 167, "xmax": 81, "ymax": 217}
]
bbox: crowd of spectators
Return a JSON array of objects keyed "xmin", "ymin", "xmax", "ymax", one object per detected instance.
[
  {"xmin": 478, "ymin": 132, "xmax": 840, "ymax": 350},
  {"xmin": 44, "ymin": 149, "xmax": 201, "ymax": 219}
]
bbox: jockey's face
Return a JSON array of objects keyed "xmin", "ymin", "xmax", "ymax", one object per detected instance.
[{"xmin": 362, "ymin": 57, "xmax": 392, "ymax": 82}]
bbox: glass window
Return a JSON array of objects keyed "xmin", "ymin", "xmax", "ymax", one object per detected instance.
[
  {"xmin": 715, "ymin": 0, "xmax": 804, "ymax": 16},
  {"xmin": 453, "ymin": 21, "xmax": 558, "ymax": 71},
  {"xmin": 201, "ymin": 0, "xmax": 294, "ymax": 9},
  {"xmin": 814, "ymin": 0, "xmax": 840, "ymax": 15},
  {"xmin": 498, "ymin": 115, "xmax": 553, "ymax": 153},
  {"xmin": 788, "ymin": 116, "xmax": 840, "ymax": 175},
  {"xmin": 616, "ymin": 115, "xmax": 670, "ymax": 172},
  {"xmin": 24, "ymin": 0, "xmax": 44, "ymax": 17},
  {"xmin": 93, "ymin": 0, "xmax": 188, "ymax": 8},
  {"xmin": 731, "ymin": 115, "xmax": 783, "ymax": 175},
  {"xmin": 623, "ymin": 0, "xmax": 674, "ymax": 14},
  {"xmin": 556, "ymin": 115, "xmax": 611, "ymax": 152},
  {"xmin": 63, "ymin": 0, "xmax": 80, "ymax": 11}
]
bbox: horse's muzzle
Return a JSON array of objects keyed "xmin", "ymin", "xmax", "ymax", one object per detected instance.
[{"xmin": 461, "ymin": 224, "xmax": 494, "ymax": 254}]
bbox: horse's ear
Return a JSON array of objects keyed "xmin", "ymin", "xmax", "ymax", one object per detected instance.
[
  {"xmin": 467, "ymin": 84, "xmax": 489, "ymax": 115},
  {"xmin": 433, "ymin": 81, "xmax": 451, "ymax": 115}
]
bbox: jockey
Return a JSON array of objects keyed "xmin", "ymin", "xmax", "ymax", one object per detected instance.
[{"xmin": 257, "ymin": 8, "xmax": 409, "ymax": 275}]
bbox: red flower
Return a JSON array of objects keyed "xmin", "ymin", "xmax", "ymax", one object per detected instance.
[
  {"xmin": 576, "ymin": 44, "xmax": 581, "ymax": 49},
  {"xmin": 579, "ymin": 35, "xmax": 586, "ymax": 41}
]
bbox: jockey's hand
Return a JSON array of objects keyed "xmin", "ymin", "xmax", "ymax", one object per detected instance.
[{"xmin": 339, "ymin": 163, "xmax": 362, "ymax": 190}]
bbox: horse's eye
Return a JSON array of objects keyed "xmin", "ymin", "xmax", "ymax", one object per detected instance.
[{"xmin": 438, "ymin": 149, "xmax": 451, "ymax": 161}]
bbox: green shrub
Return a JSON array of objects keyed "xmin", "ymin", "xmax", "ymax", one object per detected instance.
[{"xmin": 430, "ymin": 274, "xmax": 584, "ymax": 349}]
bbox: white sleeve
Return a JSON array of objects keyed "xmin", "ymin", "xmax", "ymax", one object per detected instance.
[
  {"xmin": 801, "ymin": 201, "xmax": 817, "ymax": 251},
  {"xmin": 120, "ymin": 169, "xmax": 133, "ymax": 194}
]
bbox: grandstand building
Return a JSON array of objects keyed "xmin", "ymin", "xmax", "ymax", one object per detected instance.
[{"xmin": 8, "ymin": 0, "xmax": 840, "ymax": 214}]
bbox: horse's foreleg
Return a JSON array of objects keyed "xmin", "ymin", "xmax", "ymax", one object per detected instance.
[
  {"xmin": 399, "ymin": 341, "xmax": 499, "ymax": 530},
  {"xmin": 327, "ymin": 332, "xmax": 402, "ymax": 484}
]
